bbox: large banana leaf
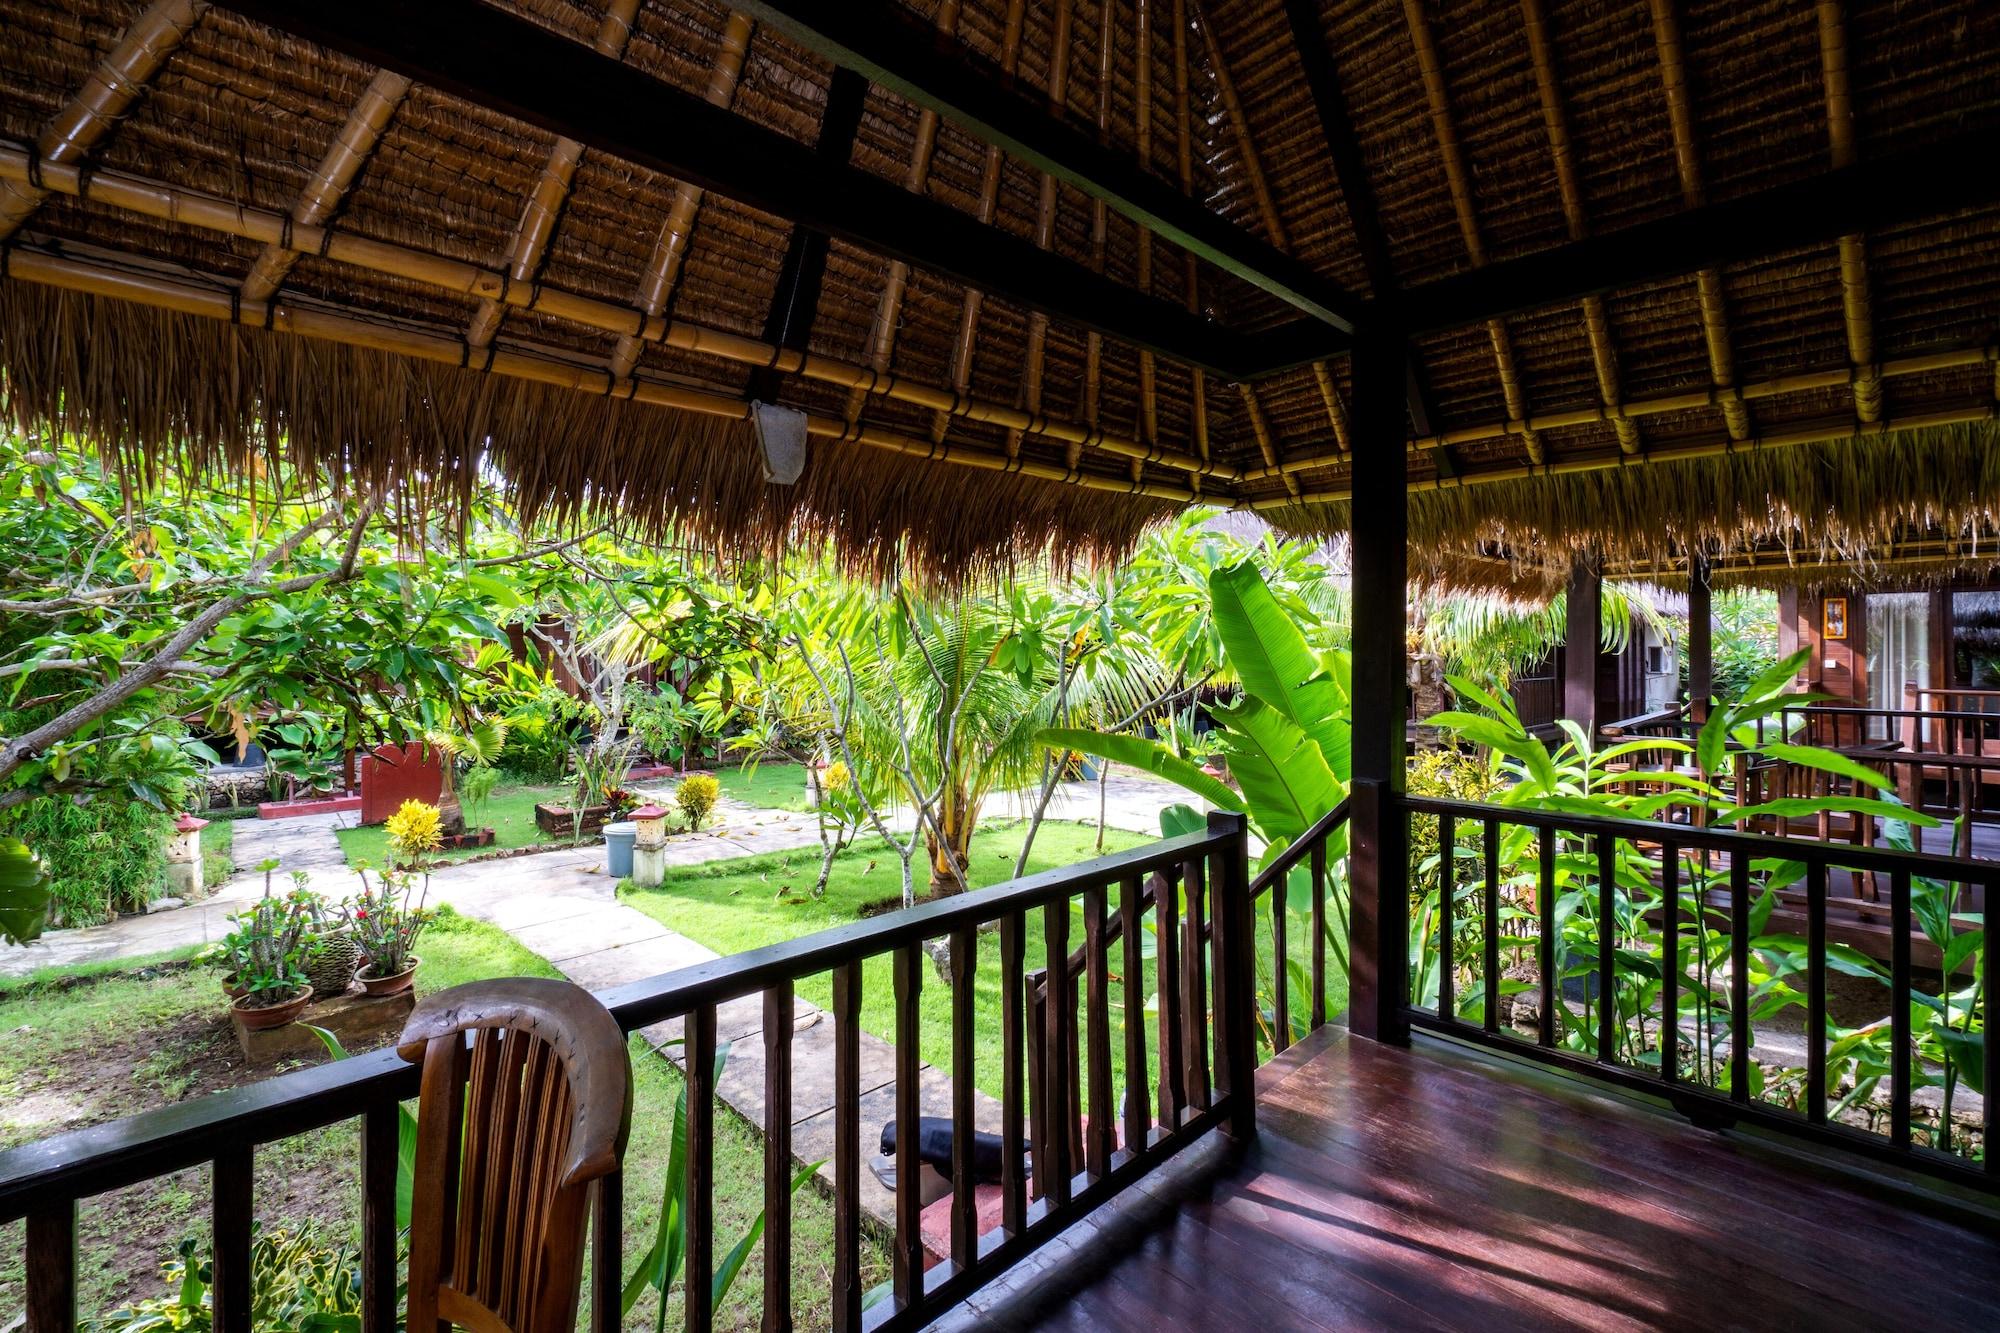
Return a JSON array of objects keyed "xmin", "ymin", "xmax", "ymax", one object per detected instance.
[
  {"xmin": 0, "ymin": 837, "xmax": 52, "ymax": 945},
  {"xmin": 1037, "ymin": 727, "xmax": 1243, "ymax": 812},
  {"xmin": 1209, "ymin": 562, "xmax": 1350, "ymax": 782},
  {"xmin": 1212, "ymin": 697, "xmax": 1342, "ymax": 844}
]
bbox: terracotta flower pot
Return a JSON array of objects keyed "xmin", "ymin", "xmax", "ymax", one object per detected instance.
[
  {"xmin": 358, "ymin": 957, "xmax": 420, "ymax": 997},
  {"xmin": 221, "ymin": 971, "xmax": 249, "ymax": 1000},
  {"xmin": 231, "ymin": 984, "xmax": 312, "ymax": 1030}
]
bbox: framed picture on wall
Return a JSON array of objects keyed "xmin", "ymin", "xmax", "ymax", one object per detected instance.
[{"xmin": 1824, "ymin": 596, "xmax": 1849, "ymax": 640}]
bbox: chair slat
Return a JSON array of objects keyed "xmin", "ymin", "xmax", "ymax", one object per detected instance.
[
  {"xmin": 1083, "ymin": 885, "xmax": 1115, "ymax": 1177},
  {"xmin": 892, "ymin": 945, "xmax": 923, "ymax": 1309},
  {"xmin": 763, "ymin": 982, "xmax": 795, "ymax": 1333}
]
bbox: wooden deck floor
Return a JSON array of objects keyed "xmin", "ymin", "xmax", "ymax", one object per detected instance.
[{"xmin": 1027, "ymin": 1030, "xmax": 2000, "ymax": 1332}]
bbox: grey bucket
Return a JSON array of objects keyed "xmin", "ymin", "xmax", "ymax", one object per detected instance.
[{"xmin": 604, "ymin": 821, "xmax": 637, "ymax": 878}]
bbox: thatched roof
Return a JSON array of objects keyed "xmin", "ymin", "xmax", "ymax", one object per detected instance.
[{"xmin": 1, "ymin": 0, "xmax": 1997, "ymax": 576}]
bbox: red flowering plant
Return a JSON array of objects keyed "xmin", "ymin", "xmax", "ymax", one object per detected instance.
[{"xmin": 345, "ymin": 865, "xmax": 434, "ymax": 981}]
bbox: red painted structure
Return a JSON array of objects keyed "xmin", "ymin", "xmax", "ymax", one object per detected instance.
[{"xmin": 357, "ymin": 742, "xmax": 445, "ymax": 825}]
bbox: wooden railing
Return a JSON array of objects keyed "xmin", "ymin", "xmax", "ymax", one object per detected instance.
[
  {"xmin": 1025, "ymin": 798, "xmax": 1352, "ymax": 1140},
  {"xmin": 0, "ymin": 815, "xmax": 1259, "ymax": 1333},
  {"xmin": 1400, "ymin": 794, "xmax": 1997, "ymax": 1192}
]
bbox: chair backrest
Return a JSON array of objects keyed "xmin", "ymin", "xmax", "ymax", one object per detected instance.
[{"xmin": 398, "ymin": 977, "xmax": 632, "ymax": 1333}]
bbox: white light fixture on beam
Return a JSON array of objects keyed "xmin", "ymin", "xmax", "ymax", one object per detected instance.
[{"xmin": 751, "ymin": 401, "xmax": 808, "ymax": 485}]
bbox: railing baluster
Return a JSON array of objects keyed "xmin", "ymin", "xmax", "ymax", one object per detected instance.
[
  {"xmin": 1596, "ymin": 832, "xmax": 1616, "ymax": 1064},
  {"xmin": 1310, "ymin": 838, "xmax": 1328, "ymax": 1031},
  {"xmin": 686, "ymin": 1002, "xmax": 717, "ymax": 1333},
  {"xmin": 1729, "ymin": 853, "xmax": 1751, "ymax": 1105},
  {"xmin": 1042, "ymin": 899, "xmax": 1075, "ymax": 1205},
  {"xmin": 1891, "ymin": 869, "xmax": 1913, "ymax": 1149},
  {"xmin": 1987, "ymin": 871, "xmax": 1999, "ymax": 1179},
  {"xmin": 1806, "ymin": 861, "xmax": 1828, "ymax": 1125},
  {"xmin": 1083, "ymin": 886, "xmax": 1115, "ymax": 1177},
  {"xmin": 892, "ymin": 945, "xmax": 924, "ymax": 1310},
  {"xmin": 361, "ymin": 1103, "xmax": 401, "ymax": 1333},
  {"xmin": 1157, "ymin": 867, "xmax": 1186, "ymax": 1128},
  {"xmin": 24, "ymin": 1200, "xmax": 75, "ymax": 1333},
  {"xmin": 949, "ymin": 925, "xmax": 979, "ymax": 1270},
  {"xmin": 1065, "ymin": 959, "xmax": 1084, "ymax": 1173},
  {"xmin": 1025, "ymin": 981, "xmax": 1047, "ymax": 1202},
  {"xmin": 832, "ymin": 964, "xmax": 862, "ymax": 1333},
  {"xmin": 1483, "ymin": 820, "xmax": 1500, "ymax": 1036},
  {"xmin": 212, "ymin": 1142, "xmax": 253, "ymax": 1333},
  {"xmin": 1210, "ymin": 812, "xmax": 1257, "ymax": 1139},
  {"xmin": 1437, "ymin": 812, "xmax": 1455, "ymax": 1023},
  {"xmin": 1272, "ymin": 840, "xmax": 1291, "ymax": 1050},
  {"xmin": 998, "ymin": 912, "xmax": 1028, "ymax": 1232},
  {"xmin": 1119, "ymin": 874, "xmax": 1150, "ymax": 1154},
  {"xmin": 763, "ymin": 981, "xmax": 794, "ymax": 1332},
  {"xmin": 1660, "ymin": 841, "xmax": 1679, "ymax": 1084},
  {"xmin": 1537, "ymin": 830, "xmax": 1556, "ymax": 1048},
  {"xmin": 593, "ymin": 1169, "xmax": 623, "ymax": 1333},
  {"xmin": 1184, "ymin": 856, "xmax": 1212, "ymax": 1109}
]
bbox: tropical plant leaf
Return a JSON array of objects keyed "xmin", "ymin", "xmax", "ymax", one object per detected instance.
[
  {"xmin": 1211, "ymin": 697, "xmax": 1341, "ymax": 844},
  {"xmin": 1758, "ymin": 742, "xmax": 1892, "ymax": 792},
  {"xmin": 1036, "ymin": 727, "xmax": 1242, "ymax": 811},
  {"xmin": 1208, "ymin": 560, "xmax": 1350, "ymax": 772},
  {"xmin": 0, "ymin": 837, "xmax": 52, "ymax": 946}
]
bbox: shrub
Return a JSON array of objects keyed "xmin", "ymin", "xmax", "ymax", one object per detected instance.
[
  {"xmin": 459, "ymin": 763, "xmax": 501, "ymax": 828},
  {"xmin": 0, "ymin": 793, "xmax": 170, "ymax": 926},
  {"xmin": 384, "ymin": 799, "xmax": 444, "ymax": 867},
  {"xmin": 495, "ymin": 714, "xmax": 570, "ymax": 784},
  {"xmin": 676, "ymin": 773, "xmax": 721, "ymax": 830},
  {"xmin": 94, "ymin": 1226, "xmax": 365, "ymax": 1332}
]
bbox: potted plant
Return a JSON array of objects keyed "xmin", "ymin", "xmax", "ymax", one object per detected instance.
[
  {"xmin": 221, "ymin": 886, "xmax": 316, "ymax": 1029},
  {"xmin": 346, "ymin": 868, "xmax": 433, "ymax": 996}
]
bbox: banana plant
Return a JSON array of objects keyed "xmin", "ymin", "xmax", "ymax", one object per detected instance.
[{"xmin": 0, "ymin": 835, "xmax": 52, "ymax": 945}]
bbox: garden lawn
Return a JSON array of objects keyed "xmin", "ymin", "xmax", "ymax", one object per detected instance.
[
  {"xmin": 0, "ymin": 908, "xmax": 882, "ymax": 1330},
  {"xmin": 712, "ymin": 760, "xmax": 810, "ymax": 812},
  {"xmin": 198, "ymin": 815, "xmax": 237, "ymax": 888},
  {"xmin": 333, "ymin": 782, "xmax": 575, "ymax": 867},
  {"xmin": 621, "ymin": 821, "xmax": 1349, "ymax": 1106}
]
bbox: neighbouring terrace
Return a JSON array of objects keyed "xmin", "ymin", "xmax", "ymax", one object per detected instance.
[{"xmin": 1, "ymin": 1, "xmax": 1998, "ymax": 1331}]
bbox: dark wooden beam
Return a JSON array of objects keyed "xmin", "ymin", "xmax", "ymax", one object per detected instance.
[
  {"xmin": 747, "ymin": 67, "xmax": 869, "ymax": 403},
  {"xmin": 1687, "ymin": 557, "xmax": 1713, "ymax": 724},
  {"xmin": 1346, "ymin": 326, "xmax": 1409, "ymax": 1047},
  {"xmin": 737, "ymin": 0, "xmax": 1369, "ymax": 337},
  {"xmin": 1240, "ymin": 122, "xmax": 2000, "ymax": 373},
  {"xmin": 1564, "ymin": 556, "xmax": 1602, "ymax": 734},
  {"xmin": 217, "ymin": 0, "xmax": 1262, "ymax": 378}
]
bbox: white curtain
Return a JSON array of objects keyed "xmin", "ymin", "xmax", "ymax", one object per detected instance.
[{"xmin": 1865, "ymin": 592, "xmax": 1930, "ymax": 739}]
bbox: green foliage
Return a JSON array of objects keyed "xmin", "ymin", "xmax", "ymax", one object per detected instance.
[
  {"xmin": 1700, "ymin": 588, "xmax": 1782, "ymax": 705},
  {"xmin": 459, "ymin": 762, "xmax": 501, "ymax": 827},
  {"xmin": 0, "ymin": 791, "xmax": 172, "ymax": 926},
  {"xmin": 93, "ymin": 1226, "xmax": 366, "ymax": 1333},
  {"xmin": 676, "ymin": 772, "xmax": 721, "ymax": 830},
  {"xmin": 219, "ymin": 883, "xmax": 319, "ymax": 1003},
  {"xmin": 0, "ymin": 835, "xmax": 54, "ymax": 944}
]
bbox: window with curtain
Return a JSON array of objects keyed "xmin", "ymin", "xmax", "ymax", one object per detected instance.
[{"xmin": 1865, "ymin": 592, "xmax": 1931, "ymax": 739}]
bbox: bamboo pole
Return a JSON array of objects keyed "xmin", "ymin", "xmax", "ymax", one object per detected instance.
[
  {"xmin": 1241, "ymin": 341, "xmax": 2000, "ymax": 480},
  {"xmin": 242, "ymin": 71, "xmax": 410, "ymax": 302},
  {"xmin": 1252, "ymin": 402, "xmax": 1999, "ymax": 508},
  {"xmin": 1817, "ymin": 0, "xmax": 1881, "ymax": 424},
  {"xmin": 1650, "ymin": 0, "xmax": 1750, "ymax": 443},
  {"xmin": 466, "ymin": 0, "xmax": 641, "ymax": 350},
  {"xmin": 1521, "ymin": 0, "xmax": 1639, "ymax": 456},
  {"xmin": 606, "ymin": 12, "xmax": 754, "ymax": 382},
  {"xmin": 847, "ymin": 0, "xmax": 962, "ymax": 426},
  {"xmin": 1310, "ymin": 362, "xmax": 1352, "ymax": 454},
  {"xmin": 1403, "ymin": 0, "xmax": 1542, "ymax": 465},
  {"xmin": 1010, "ymin": 0, "xmax": 1073, "ymax": 464},
  {"xmin": 1172, "ymin": 0, "xmax": 1210, "ymax": 474},
  {"xmin": 0, "ymin": 147, "xmax": 1232, "ymax": 480},
  {"xmin": 1133, "ymin": 0, "xmax": 1159, "ymax": 470},
  {"xmin": 937, "ymin": 0, "xmax": 1027, "ymax": 445},
  {"xmin": 5, "ymin": 246, "xmax": 1210, "ymax": 505},
  {"xmin": 1082, "ymin": 0, "xmax": 1116, "ymax": 473},
  {"xmin": 0, "ymin": 0, "xmax": 204, "ymax": 241}
]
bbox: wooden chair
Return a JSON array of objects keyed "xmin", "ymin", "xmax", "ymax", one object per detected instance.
[{"xmin": 398, "ymin": 977, "xmax": 633, "ymax": 1333}]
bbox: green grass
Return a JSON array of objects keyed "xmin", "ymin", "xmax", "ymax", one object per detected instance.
[
  {"xmin": 0, "ymin": 908, "xmax": 882, "ymax": 1328},
  {"xmin": 622, "ymin": 820, "xmax": 1350, "ymax": 1109},
  {"xmin": 711, "ymin": 760, "xmax": 810, "ymax": 812},
  {"xmin": 198, "ymin": 816, "xmax": 235, "ymax": 888},
  {"xmin": 333, "ymin": 782, "xmax": 574, "ymax": 867}
]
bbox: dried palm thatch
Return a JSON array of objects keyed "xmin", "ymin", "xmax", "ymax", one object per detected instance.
[{"xmin": 0, "ymin": 0, "xmax": 1995, "ymax": 582}]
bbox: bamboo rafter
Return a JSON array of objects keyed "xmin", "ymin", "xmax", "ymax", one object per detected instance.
[
  {"xmin": 847, "ymin": 0, "xmax": 962, "ymax": 426},
  {"xmin": 1520, "ymin": 0, "xmax": 1639, "ymax": 456},
  {"xmin": 1133, "ymin": 0, "xmax": 1159, "ymax": 473},
  {"xmin": 938, "ymin": 0, "xmax": 1027, "ymax": 445},
  {"xmin": 1244, "ymin": 341, "xmax": 2000, "ymax": 479},
  {"xmin": 0, "ymin": 0, "xmax": 204, "ymax": 241},
  {"xmin": 1650, "ymin": 0, "xmax": 1750, "ymax": 443},
  {"xmin": 241, "ymin": 70, "xmax": 410, "ymax": 303},
  {"xmin": 466, "ymin": 0, "xmax": 641, "ymax": 351},
  {"xmin": 1173, "ymin": 0, "xmax": 1210, "ymax": 472},
  {"xmin": 1255, "ymin": 401, "xmax": 1999, "ymax": 509},
  {"xmin": 1084, "ymin": 0, "xmax": 1119, "ymax": 474},
  {"xmin": 3, "ymin": 244, "xmax": 1214, "ymax": 505},
  {"xmin": 1011, "ymin": 0, "xmax": 1073, "ymax": 464},
  {"xmin": 1403, "ymin": 0, "xmax": 1542, "ymax": 466},
  {"xmin": 0, "ymin": 146, "xmax": 1235, "ymax": 481},
  {"xmin": 606, "ymin": 11, "xmax": 754, "ymax": 383},
  {"xmin": 1817, "ymin": 0, "xmax": 1880, "ymax": 425}
]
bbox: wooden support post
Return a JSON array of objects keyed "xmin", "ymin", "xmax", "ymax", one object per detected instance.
[
  {"xmin": 1564, "ymin": 554, "xmax": 1602, "ymax": 736},
  {"xmin": 1348, "ymin": 325, "xmax": 1410, "ymax": 1045},
  {"xmin": 1207, "ymin": 810, "xmax": 1257, "ymax": 1140},
  {"xmin": 1687, "ymin": 557, "xmax": 1713, "ymax": 723}
]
